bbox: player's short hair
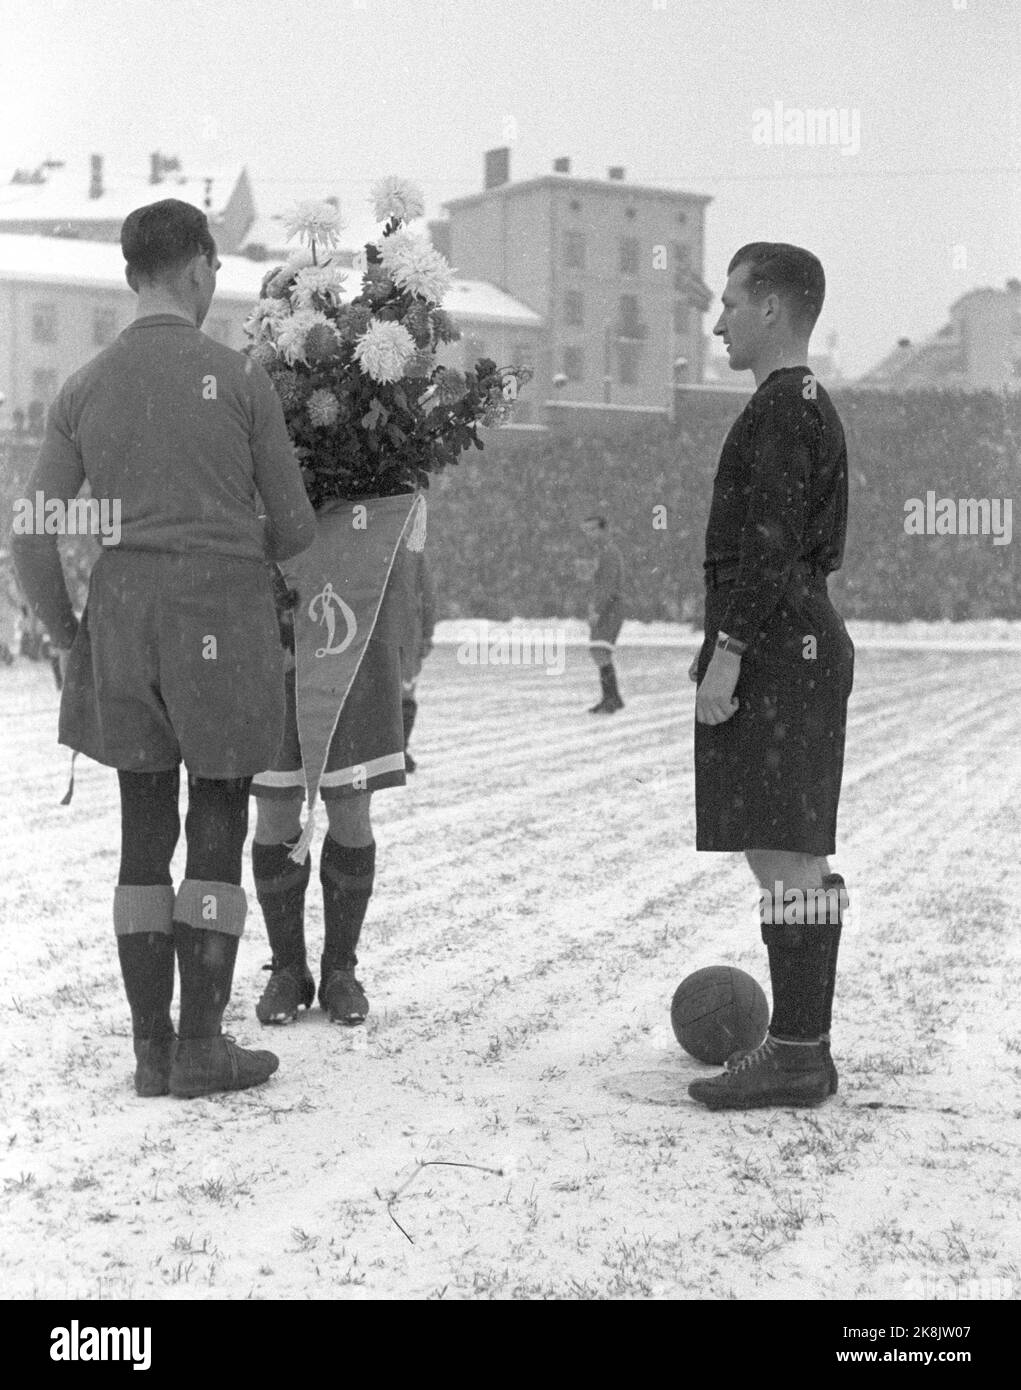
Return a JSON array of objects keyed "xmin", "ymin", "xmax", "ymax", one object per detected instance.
[
  {"xmin": 584, "ymin": 514, "xmax": 608, "ymax": 530},
  {"xmin": 728, "ymin": 242, "xmax": 825, "ymax": 333},
  {"xmin": 121, "ymin": 199, "xmax": 216, "ymax": 280}
]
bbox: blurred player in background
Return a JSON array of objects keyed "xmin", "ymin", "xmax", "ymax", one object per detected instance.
[{"xmin": 580, "ymin": 514, "xmax": 626, "ymax": 714}]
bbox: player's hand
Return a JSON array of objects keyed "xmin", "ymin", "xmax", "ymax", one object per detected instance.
[
  {"xmin": 695, "ymin": 648, "xmax": 741, "ymax": 724},
  {"xmin": 688, "ymin": 655, "xmax": 699, "ymax": 683},
  {"xmin": 587, "ymin": 608, "xmax": 598, "ymax": 625}
]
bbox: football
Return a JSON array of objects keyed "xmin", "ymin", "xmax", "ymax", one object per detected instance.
[{"xmin": 671, "ymin": 966, "xmax": 770, "ymax": 1065}]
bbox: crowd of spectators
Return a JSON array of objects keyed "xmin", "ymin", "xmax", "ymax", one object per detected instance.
[{"xmin": 2, "ymin": 386, "xmax": 1018, "ymax": 639}]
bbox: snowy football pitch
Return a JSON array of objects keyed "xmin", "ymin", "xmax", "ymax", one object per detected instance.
[{"xmin": 2, "ymin": 633, "xmax": 1019, "ymax": 1300}]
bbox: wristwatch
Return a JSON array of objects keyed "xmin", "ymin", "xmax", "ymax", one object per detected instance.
[{"xmin": 716, "ymin": 630, "xmax": 747, "ymax": 655}]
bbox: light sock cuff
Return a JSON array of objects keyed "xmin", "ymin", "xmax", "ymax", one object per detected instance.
[
  {"xmin": 114, "ymin": 884, "xmax": 175, "ymax": 937},
  {"xmin": 173, "ymin": 879, "xmax": 247, "ymax": 937}
]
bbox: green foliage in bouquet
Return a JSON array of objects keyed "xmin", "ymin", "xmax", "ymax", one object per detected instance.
[{"xmin": 244, "ymin": 179, "xmax": 532, "ymax": 506}]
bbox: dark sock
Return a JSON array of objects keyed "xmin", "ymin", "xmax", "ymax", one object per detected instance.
[
  {"xmin": 819, "ymin": 874, "xmax": 847, "ymax": 1035},
  {"xmin": 598, "ymin": 666, "xmax": 611, "ymax": 701},
  {"xmin": 252, "ymin": 840, "xmax": 311, "ymax": 973},
  {"xmin": 761, "ymin": 909, "xmax": 832, "ymax": 1042},
  {"xmin": 117, "ymin": 934, "xmax": 176, "ymax": 1041},
  {"xmin": 174, "ymin": 925, "xmax": 239, "ymax": 1040},
  {"xmin": 402, "ymin": 697, "xmax": 417, "ymax": 749},
  {"xmin": 320, "ymin": 837, "xmax": 375, "ymax": 974},
  {"xmin": 604, "ymin": 662, "xmax": 622, "ymax": 705}
]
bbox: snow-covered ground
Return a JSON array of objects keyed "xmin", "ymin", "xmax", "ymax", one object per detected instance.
[{"xmin": 1, "ymin": 630, "xmax": 1019, "ymax": 1301}]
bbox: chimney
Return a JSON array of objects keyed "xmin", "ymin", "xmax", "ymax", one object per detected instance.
[
  {"xmin": 88, "ymin": 153, "xmax": 104, "ymax": 200},
  {"xmin": 484, "ymin": 147, "xmax": 510, "ymax": 191},
  {"xmin": 608, "ymin": 166, "xmax": 625, "ymax": 181},
  {"xmin": 897, "ymin": 337, "xmax": 912, "ymax": 348},
  {"xmin": 149, "ymin": 151, "xmax": 163, "ymax": 185},
  {"xmin": 553, "ymin": 156, "xmax": 571, "ymax": 174}
]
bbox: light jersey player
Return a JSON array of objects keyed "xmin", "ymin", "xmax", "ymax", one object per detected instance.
[
  {"xmin": 688, "ymin": 242, "xmax": 854, "ymax": 1111},
  {"xmin": 12, "ymin": 199, "xmax": 316, "ymax": 1100}
]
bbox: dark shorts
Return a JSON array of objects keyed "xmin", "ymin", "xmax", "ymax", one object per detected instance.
[
  {"xmin": 590, "ymin": 597, "xmax": 624, "ymax": 649},
  {"xmin": 59, "ymin": 549, "xmax": 286, "ymax": 778},
  {"xmin": 252, "ymin": 546, "xmax": 411, "ymax": 802},
  {"xmin": 694, "ymin": 572, "xmax": 854, "ymax": 855}
]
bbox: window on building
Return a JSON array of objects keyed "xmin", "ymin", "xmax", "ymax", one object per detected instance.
[
  {"xmin": 32, "ymin": 303, "xmax": 57, "ymax": 343},
  {"xmin": 204, "ymin": 318, "xmax": 231, "ymax": 345},
  {"xmin": 618, "ymin": 342, "xmax": 641, "ymax": 386},
  {"xmin": 619, "ymin": 237, "xmax": 639, "ymax": 276},
  {"xmin": 93, "ymin": 307, "xmax": 118, "ymax": 346},
  {"xmin": 564, "ymin": 291, "xmax": 585, "ymax": 327},
  {"xmin": 672, "ymin": 241, "xmax": 691, "ymax": 294},
  {"xmin": 31, "ymin": 368, "xmax": 58, "ymax": 403},
  {"xmin": 563, "ymin": 231, "xmax": 586, "ymax": 270},
  {"xmin": 563, "ymin": 346, "xmax": 585, "ymax": 381},
  {"xmin": 673, "ymin": 300, "xmax": 690, "ymax": 336},
  {"xmin": 619, "ymin": 294, "xmax": 642, "ymax": 334},
  {"xmin": 512, "ymin": 340, "xmax": 533, "ymax": 370}
]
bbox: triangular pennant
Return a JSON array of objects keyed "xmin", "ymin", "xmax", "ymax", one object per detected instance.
[{"xmin": 281, "ymin": 492, "xmax": 422, "ymax": 861}]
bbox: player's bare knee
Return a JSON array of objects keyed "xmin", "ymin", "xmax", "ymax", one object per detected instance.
[
  {"xmin": 325, "ymin": 792, "xmax": 372, "ymax": 845},
  {"xmin": 253, "ymin": 794, "xmax": 303, "ymax": 845}
]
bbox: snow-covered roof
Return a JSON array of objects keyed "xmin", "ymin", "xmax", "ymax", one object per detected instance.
[
  {"xmin": 0, "ymin": 233, "xmax": 542, "ymax": 326},
  {"xmin": 0, "ymin": 163, "xmax": 242, "ymax": 223}
]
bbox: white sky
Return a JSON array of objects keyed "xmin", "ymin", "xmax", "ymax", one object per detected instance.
[{"xmin": 1, "ymin": 0, "xmax": 1017, "ymax": 375}]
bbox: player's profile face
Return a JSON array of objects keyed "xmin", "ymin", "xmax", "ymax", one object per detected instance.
[{"xmin": 713, "ymin": 263, "xmax": 763, "ymax": 372}]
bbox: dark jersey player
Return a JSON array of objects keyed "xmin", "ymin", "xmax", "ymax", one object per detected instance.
[
  {"xmin": 687, "ymin": 242, "xmax": 854, "ymax": 1111},
  {"xmin": 12, "ymin": 200, "xmax": 316, "ymax": 1100}
]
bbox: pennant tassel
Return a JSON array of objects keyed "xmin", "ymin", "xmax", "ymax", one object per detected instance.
[
  {"xmin": 289, "ymin": 800, "xmax": 317, "ymax": 864},
  {"xmin": 60, "ymin": 751, "xmax": 79, "ymax": 806}
]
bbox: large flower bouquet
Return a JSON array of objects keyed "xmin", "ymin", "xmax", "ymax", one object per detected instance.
[{"xmin": 244, "ymin": 177, "xmax": 532, "ymax": 506}]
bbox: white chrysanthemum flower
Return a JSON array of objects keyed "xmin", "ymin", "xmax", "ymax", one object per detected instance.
[
  {"xmin": 291, "ymin": 262, "xmax": 348, "ymax": 309},
  {"xmin": 352, "ymin": 318, "xmax": 417, "ymax": 383},
  {"xmin": 306, "ymin": 388, "xmax": 341, "ymax": 428},
  {"xmin": 282, "ymin": 200, "xmax": 345, "ymax": 251},
  {"xmin": 370, "ymin": 176, "xmax": 425, "ymax": 225},
  {"xmin": 275, "ymin": 308, "xmax": 332, "ymax": 366},
  {"xmin": 377, "ymin": 231, "xmax": 453, "ymax": 305},
  {"xmin": 244, "ymin": 297, "xmax": 291, "ymax": 341}
]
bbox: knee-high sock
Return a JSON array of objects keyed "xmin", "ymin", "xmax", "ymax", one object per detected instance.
[
  {"xmin": 603, "ymin": 662, "xmax": 622, "ymax": 705},
  {"xmin": 402, "ymin": 696, "xmax": 417, "ymax": 749},
  {"xmin": 320, "ymin": 836, "xmax": 375, "ymax": 974},
  {"xmin": 761, "ymin": 892, "xmax": 834, "ymax": 1042},
  {"xmin": 252, "ymin": 840, "xmax": 311, "ymax": 972},
  {"xmin": 173, "ymin": 880, "xmax": 247, "ymax": 1040},
  {"xmin": 114, "ymin": 886, "xmax": 176, "ymax": 1042},
  {"xmin": 819, "ymin": 874, "xmax": 847, "ymax": 1037}
]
